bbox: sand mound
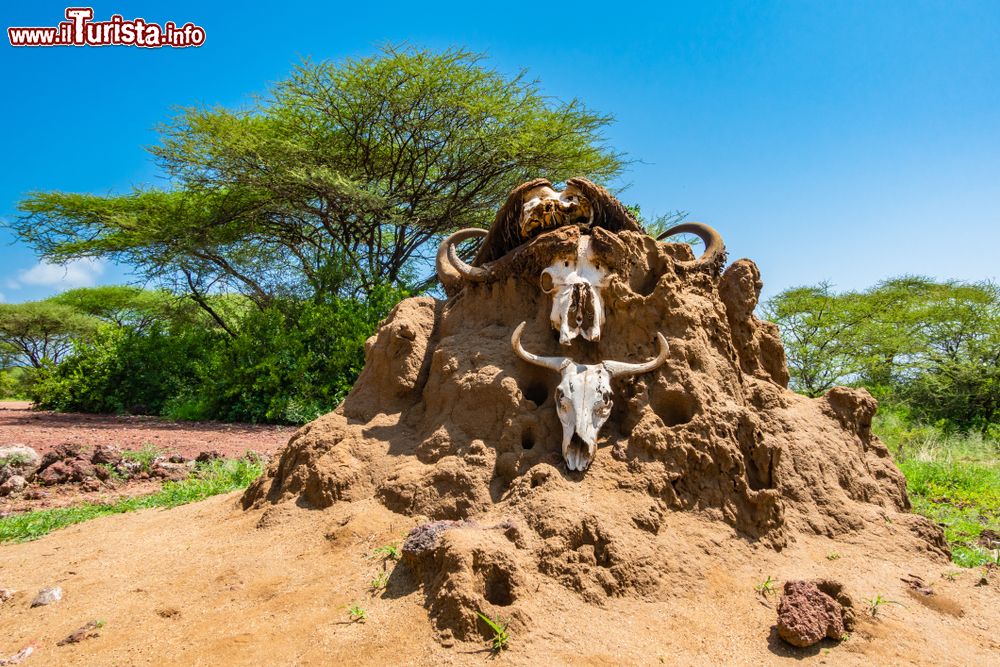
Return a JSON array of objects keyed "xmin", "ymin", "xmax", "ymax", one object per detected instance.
[{"xmin": 243, "ymin": 218, "xmax": 947, "ymax": 641}]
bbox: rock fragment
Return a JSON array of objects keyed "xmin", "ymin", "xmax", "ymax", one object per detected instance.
[
  {"xmin": 30, "ymin": 586, "xmax": 62, "ymax": 608},
  {"xmin": 0, "ymin": 475, "xmax": 27, "ymax": 497},
  {"xmin": 57, "ymin": 621, "xmax": 102, "ymax": 646},
  {"xmin": 776, "ymin": 580, "xmax": 848, "ymax": 648}
]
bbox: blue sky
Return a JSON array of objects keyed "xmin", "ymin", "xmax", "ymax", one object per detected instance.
[{"xmin": 1, "ymin": 1, "xmax": 997, "ymax": 303}]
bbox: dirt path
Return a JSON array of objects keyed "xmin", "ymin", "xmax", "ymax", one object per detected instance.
[{"xmin": 0, "ymin": 401, "xmax": 293, "ymax": 459}]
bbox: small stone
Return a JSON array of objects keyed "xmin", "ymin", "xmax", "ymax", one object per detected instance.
[
  {"xmin": 37, "ymin": 461, "xmax": 72, "ymax": 485},
  {"xmin": 167, "ymin": 454, "xmax": 187, "ymax": 464},
  {"xmin": 0, "ymin": 475, "xmax": 27, "ymax": 497},
  {"xmin": 151, "ymin": 462, "xmax": 189, "ymax": 482},
  {"xmin": 57, "ymin": 620, "xmax": 102, "ymax": 646},
  {"xmin": 0, "ymin": 445, "xmax": 41, "ymax": 480},
  {"xmin": 0, "ymin": 588, "xmax": 15, "ymax": 604},
  {"xmin": 776, "ymin": 580, "xmax": 847, "ymax": 648},
  {"xmin": 38, "ymin": 443, "xmax": 82, "ymax": 469},
  {"xmin": 195, "ymin": 450, "xmax": 223, "ymax": 464},
  {"xmin": 0, "ymin": 644, "xmax": 35, "ymax": 665},
  {"xmin": 31, "ymin": 586, "xmax": 62, "ymax": 607},
  {"xmin": 90, "ymin": 444, "xmax": 121, "ymax": 466}
]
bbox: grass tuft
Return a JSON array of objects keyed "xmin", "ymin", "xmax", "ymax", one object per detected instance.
[{"xmin": 874, "ymin": 409, "xmax": 999, "ymax": 567}]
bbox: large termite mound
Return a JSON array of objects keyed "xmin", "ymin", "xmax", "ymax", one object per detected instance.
[{"xmin": 243, "ymin": 222, "xmax": 946, "ymax": 642}]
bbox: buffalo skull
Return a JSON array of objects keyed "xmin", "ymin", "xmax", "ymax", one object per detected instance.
[
  {"xmin": 512, "ymin": 322, "xmax": 668, "ymax": 471},
  {"xmin": 540, "ymin": 235, "xmax": 610, "ymax": 345}
]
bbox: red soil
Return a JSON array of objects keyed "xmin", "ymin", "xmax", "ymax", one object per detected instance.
[{"xmin": 0, "ymin": 402, "xmax": 291, "ymax": 460}]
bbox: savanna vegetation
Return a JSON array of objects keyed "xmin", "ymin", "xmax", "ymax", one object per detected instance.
[
  {"xmin": 764, "ymin": 278, "xmax": 1000, "ymax": 567},
  {"xmin": 1, "ymin": 46, "xmax": 996, "ymax": 566}
]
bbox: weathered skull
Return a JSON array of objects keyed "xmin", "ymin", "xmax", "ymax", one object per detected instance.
[
  {"xmin": 519, "ymin": 183, "xmax": 593, "ymax": 240},
  {"xmin": 512, "ymin": 322, "xmax": 669, "ymax": 471},
  {"xmin": 540, "ymin": 235, "xmax": 610, "ymax": 345}
]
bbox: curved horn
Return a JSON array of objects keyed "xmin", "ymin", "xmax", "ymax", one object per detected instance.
[
  {"xmin": 511, "ymin": 321, "xmax": 569, "ymax": 372},
  {"xmin": 603, "ymin": 333, "xmax": 669, "ymax": 378},
  {"xmin": 656, "ymin": 222, "xmax": 726, "ymax": 268},
  {"xmin": 436, "ymin": 228, "xmax": 489, "ymax": 283}
]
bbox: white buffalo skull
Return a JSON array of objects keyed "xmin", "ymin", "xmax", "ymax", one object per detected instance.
[
  {"xmin": 540, "ymin": 235, "xmax": 610, "ymax": 345},
  {"xmin": 512, "ymin": 322, "xmax": 668, "ymax": 471}
]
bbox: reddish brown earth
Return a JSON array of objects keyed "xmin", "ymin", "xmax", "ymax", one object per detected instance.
[
  {"xmin": 0, "ymin": 402, "xmax": 289, "ymax": 513},
  {"xmin": 0, "ymin": 402, "xmax": 290, "ymax": 460}
]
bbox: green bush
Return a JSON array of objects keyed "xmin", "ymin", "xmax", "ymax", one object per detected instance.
[
  {"xmin": 29, "ymin": 285, "xmax": 404, "ymax": 424},
  {"xmin": 196, "ymin": 287, "xmax": 404, "ymax": 423},
  {"xmin": 30, "ymin": 323, "xmax": 219, "ymax": 415}
]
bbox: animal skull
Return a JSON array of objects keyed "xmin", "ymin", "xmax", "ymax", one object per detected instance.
[
  {"xmin": 512, "ymin": 322, "xmax": 668, "ymax": 471},
  {"xmin": 540, "ymin": 235, "xmax": 610, "ymax": 345},
  {"xmin": 519, "ymin": 183, "xmax": 594, "ymax": 240}
]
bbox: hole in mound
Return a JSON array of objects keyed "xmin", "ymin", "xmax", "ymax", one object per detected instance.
[
  {"xmin": 483, "ymin": 565, "xmax": 515, "ymax": 606},
  {"xmin": 518, "ymin": 377, "xmax": 550, "ymax": 406},
  {"xmin": 521, "ymin": 426, "xmax": 535, "ymax": 450},
  {"xmin": 650, "ymin": 387, "xmax": 697, "ymax": 427}
]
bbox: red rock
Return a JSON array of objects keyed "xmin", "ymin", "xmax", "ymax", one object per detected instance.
[{"xmin": 776, "ymin": 580, "xmax": 848, "ymax": 648}]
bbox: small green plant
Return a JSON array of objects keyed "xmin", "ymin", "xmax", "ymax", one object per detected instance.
[
  {"xmin": 348, "ymin": 603, "xmax": 367, "ymax": 622},
  {"xmin": 867, "ymin": 594, "xmax": 904, "ymax": 618},
  {"xmin": 754, "ymin": 576, "xmax": 778, "ymax": 596},
  {"xmin": 95, "ymin": 620, "xmax": 106, "ymax": 629},
  {"xmin": 0, "ymin": 457, "xmax": 264, "ymax": 543},
  {"xmin": 826, "ymin": 552, "xmax": 841, "ymax": 561},
  {"xmin": 120, "ymin": 443, "xmax": 162, "ymax": 472},
  {"xmin": 840, "ymin": 632, "xmax": 850, "ymax": 642},
  {"xmin": 95, "ymin": 463, "xmax": 125, "ymax": 482},
  {"xmin": 372, "ymin": 544, "xmax": 400, "ymax": 561},
  {"xmin": 477, "ymin": 612, "xmax": 510, "ymax": 654},
  {"xmin": 942, "ymin": 570, "xmax": 962, "ymax": 581},
  {"xmin": 370, "ymin": 571, "xmax": 389, "ymax": 592},
  {"xmin": 0, "ymin": 452, "xmax": 33, "ymax": 468}
]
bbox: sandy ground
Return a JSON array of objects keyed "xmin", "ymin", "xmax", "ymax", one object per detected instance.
[
  {"xmin": 0, "ymin": 494, "xmax": 997, "ymax": 666},
  {"xmin": 0, "ymin": 402, "xmax": 291, "ymax": 460}
]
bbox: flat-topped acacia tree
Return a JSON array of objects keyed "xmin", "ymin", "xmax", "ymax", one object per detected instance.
[{"xmin": 11, "ymin": 46, "xmax": 625, "ymax": 332}]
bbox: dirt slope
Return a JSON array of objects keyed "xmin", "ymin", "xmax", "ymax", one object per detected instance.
[{"xmin": 0, "ymin": 493, "xmax": 996, "ymax": 666}]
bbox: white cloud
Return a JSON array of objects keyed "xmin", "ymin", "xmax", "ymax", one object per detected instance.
[{"xmin": 16, "ymin": 258, "xmax": 106, "ymax": 289}]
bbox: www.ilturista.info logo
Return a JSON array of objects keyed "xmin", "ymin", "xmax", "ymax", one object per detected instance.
[{"xmin": 8, "ymin": 7, "xmax": 205, "ymax": 48}]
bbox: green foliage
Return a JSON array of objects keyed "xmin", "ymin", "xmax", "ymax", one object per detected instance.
[
  {"xmin": 48, "ymin": 286, "xmax": 195, "ymax": 331},
  {"xmin": 194, "ymin": 286, "xmax": 404, "ymax": 423},
  {"xmin": 754, "ymin": 576, "xmax": 778, "ymax": 596},
  {"xmin": 348, "ymin": 603, "xmax": 367, "ymax": 622},
  {"xmin": 866, "ymin": 594, "xmax": 903, "ymax": 618},
  {"xmin": 0, "ymin": 300, "xmax": 98, "ymax": 368},
  {"xmin": 372, "ymin": 544, "xmax": 400, "ymax": 561},
  {"xmin": 369, "ymin": 571, "xmax": 389, "ymax": 592},
  {"xmin": 120, "ymin": 444, "xmax": 163, "ymax": 472},
  {"xmin": 763, "ymin": 277, "xmax": 1000, "ymax": 431},
  {"xmin": 0, "ymin": 457, "xmax": 263, "ymax": 543},
  {"xmin": 26, "ymin": 281, "xmax": 401, "ymax": 423},
  {"xmin": 0, "ymin": 451, "xmax": 35, "ymax": 468},
  {"xmin": 30, "ymin": 322, "xmax": 219, "ymax": 415},
  {"xmin": 477, "ymin": 611, "xmax": 510, "ymax": 654},
  {"xmin": 874, "ymin": 410, "xmax": 1000, "ymax": 567},
  {"xmin": 12, "ymin": 45, "xmax": 624, "ymax": 322}
]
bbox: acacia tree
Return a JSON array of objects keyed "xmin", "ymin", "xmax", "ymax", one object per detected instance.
[
  {"xmin": 763, "ymin": 277, "xmax": 1000, "ymax": 428},
  {"xmin": 11, "ymin": 46, "xmax": 625, "ymax": 330},
  {"xmin": 0, "ymin": 302, "xmax": 97, "ymax": 368}
]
